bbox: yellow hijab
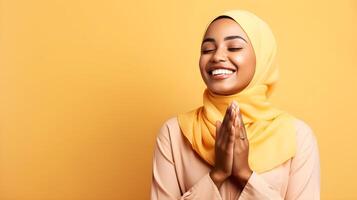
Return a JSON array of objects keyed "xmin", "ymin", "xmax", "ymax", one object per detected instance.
[{"xmin": 177, "ymin": 10, "xmax": 297, "ymax": 173}]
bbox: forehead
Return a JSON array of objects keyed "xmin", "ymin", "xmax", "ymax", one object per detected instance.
[{"xmin": 204, "ymin": 18, "xmax": 247, "ymax": 39}]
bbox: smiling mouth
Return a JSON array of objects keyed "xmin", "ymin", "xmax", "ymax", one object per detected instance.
[
  {"xmin": 209, "ymin": 68, "xmax": 235, "ymax": 75},
  {"xmin": 208, "ymin": 68, "xmax": 237, "ymax": 80}
]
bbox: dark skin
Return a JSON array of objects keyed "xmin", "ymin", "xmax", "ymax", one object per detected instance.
[
  {"xmin": 210, "ymin": 102, "xmax": 252, "ymax": 189},
  {"xmin": 199, "ymin": 18, "xmax": 256, "ymax": 95},
  {"xmin": 199, "ymin": 18, "xmax": 256, "ymax": 189}
]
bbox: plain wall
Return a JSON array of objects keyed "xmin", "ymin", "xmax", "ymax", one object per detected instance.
[{"xmin": 1, "ymin": 0, "xmax": 357, "ymax": 199}]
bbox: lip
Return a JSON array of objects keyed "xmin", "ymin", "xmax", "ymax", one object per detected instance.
[
  {"xmin": 209, "ymin": 71, "xmax": 236, "ymax": 80},
  {"xmin": 206, "ymin": 65, "xmax": 236, "ymax": 74},
  {"xmin": 206, "ymin": 65, "xmax": 237, "ymax": 80}
]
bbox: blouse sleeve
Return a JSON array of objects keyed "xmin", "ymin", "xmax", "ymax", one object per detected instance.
[
  {"xmin": 284, "ymin": 120, "xmax": 320, "ymax": 199},
  {"xmin": 237, "ymin": 171, "xmax": 284, "ymax": 199},
  {"xmin": 237, "ymin": 120, "xmax": 320, "ymax": 200},
  {"xmin": 150, "ymin": 122, "xmax": 222, "ymax": 200}
]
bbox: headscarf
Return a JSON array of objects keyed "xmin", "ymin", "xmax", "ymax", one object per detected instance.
[{"xmin": 177, "ymin": 10, "xmax": 297, "ymax": 173}]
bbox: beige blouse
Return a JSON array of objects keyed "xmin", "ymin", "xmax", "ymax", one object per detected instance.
[{"xmin": 151, "ymin": 117, "xmax": 320, "ymax": 200}]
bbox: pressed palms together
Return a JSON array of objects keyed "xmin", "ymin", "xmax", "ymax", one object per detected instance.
[{"xmin": 210, "ymin": 101, "xmax": 253, "ymax": 189}]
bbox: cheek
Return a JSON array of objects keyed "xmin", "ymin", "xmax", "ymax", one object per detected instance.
[
  {"xmin": 232, "ymin": 53, "xmax": 255, "ymax": 74},
  {"xmin": 230, "ymin": 55, "xmax": 245, "ymax": 70},
  {"xmin": 199, "ymin": 56, "xmax": 208, "ymax": 72}
]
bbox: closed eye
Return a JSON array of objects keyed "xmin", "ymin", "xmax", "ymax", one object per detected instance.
[
  {"xmin": 228, "ymin": 47, "xmax": 243, "ymax": 52},
  {"xmin": 201, "ymin": 49, "xmax": 215, "ymax": 54}
]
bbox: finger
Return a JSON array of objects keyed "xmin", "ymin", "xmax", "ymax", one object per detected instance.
[
  {"xmin": 232, "ymin": 104, "xmax": 241, "ymax": 140},
  {"xmin": 240, "ymin": 122, "xmax": 249, "ymax": 145},
  {"xmin": 241, "ymin": 127, "xmax": 249, "ymax": 146},
  {"xmin": 235, "ymin": 116, "xmax": 241, "ymax": 141},
  {"xmin": 228, "ymin": 102, "xmax": 236, "ymax": 131},
  {"xmin": 215, "ymin": 120, "xmax": 222, "ymax": 144},
  {"xmin": 223, "ymin": 123, "xmax": 235, "ymax": 151},
  {"xmin": 236, "ymin": 109, "xmax": 249, "ymax": 144},
  {"xmin": 231, "ymin": 101, "xmax": 240, "ymax": 126},
  {"xmin": 233, "ymin": 108, "xmax": 239, "ymax": 127},
  {"xmin": 222, "ymin": 102, "xmax": 234, "ymax": 127},
  {"xmin": 216, "ymin": 120, "xmax": 222, "ymax": 131},
  {"xmin": 231, "ymin": 100, "xmax": 238, "ymax": 110},
  {"xmin": 226, "ymin": 124, "xmax": 235, "ymax": 150},
  {"xmin": 223, "ymin": 109, "xmax": 235, "ymax": 149},
  {"xmin": 238, "ymin": 116, "xmax": 246, "ymax": 139},
  {"xmin": 220, "ymin": 103, "xmax": 235, "ymax": 143},
  {"xmin": 221, "ymin": 108, "xmax": 235, "ymax": 148}
]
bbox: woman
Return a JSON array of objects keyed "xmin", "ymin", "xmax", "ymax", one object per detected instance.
[{"xmin": 151, "ymin": 10, "xmax": 320, "ymax": 200}]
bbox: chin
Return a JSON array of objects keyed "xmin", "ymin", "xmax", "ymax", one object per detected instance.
[{"xmin": 208, "ymin": 84, "xmax": 241, "ymax": 96}]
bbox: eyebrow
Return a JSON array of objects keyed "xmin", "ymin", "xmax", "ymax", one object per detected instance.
[{"xmin": 201, "ymin": 35, "xmax": 248, "ymax": 45}]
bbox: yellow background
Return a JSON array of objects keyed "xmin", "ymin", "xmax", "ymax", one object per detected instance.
[{"xmin": 1, "ymin": 0, "xmax": 356, "ymax": 199}]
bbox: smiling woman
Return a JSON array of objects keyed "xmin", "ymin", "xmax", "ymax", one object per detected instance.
[
  {"xmin": 151, "ymin": 10, "xmax": 320, "ymax": 200},
  {"xmin": 199, "ymin": 16, "xmax": 256, "ymax": 95}
]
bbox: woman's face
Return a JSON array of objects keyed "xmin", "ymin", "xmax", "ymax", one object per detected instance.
[{"xmin": 199, "ymin": 17, "xmax": 256, "ymax": 95}]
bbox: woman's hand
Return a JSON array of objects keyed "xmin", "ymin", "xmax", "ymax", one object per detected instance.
[
  {"xmin": 231, "ymin": 104, "xmax": 253, "ymax": 188},
  {"xmin": 210, "ymin": 102, "xmax": 237, "ymax": 188}
]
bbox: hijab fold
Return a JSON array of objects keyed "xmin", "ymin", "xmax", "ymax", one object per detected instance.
[{"xmin": 177, "ymin": 10, "xmax": 297, "ymax": 173}]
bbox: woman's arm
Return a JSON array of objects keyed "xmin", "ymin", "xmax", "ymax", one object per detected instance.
[
  {"xmin": 150, "ymin": 122, "xmax": 222, "ymax": 200},
  {"xmin": 284, "ymin": 120, "xmax": 320, "ymax": 199},
  {"xmin": 236, "ymin": 120, "xmax": 320, "ymax": 200}
]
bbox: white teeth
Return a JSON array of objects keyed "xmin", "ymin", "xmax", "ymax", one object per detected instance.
[{"xmin": 211, "ymin": 69, "xmax": 234, "ymax": 75}]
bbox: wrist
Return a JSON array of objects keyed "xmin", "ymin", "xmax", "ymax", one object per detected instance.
[
  {"xmin": 232, "ymin": 169, "xmax": 253, "ymax": 187},
  {"xmin": 209, "ymin": 169, "xmax": 228, "ymax": 188}
]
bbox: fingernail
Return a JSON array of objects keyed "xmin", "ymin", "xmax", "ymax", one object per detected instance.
[{"xmin": 236, "ymin": 104, "xmax": 240, "ymax": 112}]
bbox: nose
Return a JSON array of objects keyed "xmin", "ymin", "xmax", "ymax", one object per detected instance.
[{"xmin": 211, "ymin": 47, "xmax": 227, "ymax": 63}]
